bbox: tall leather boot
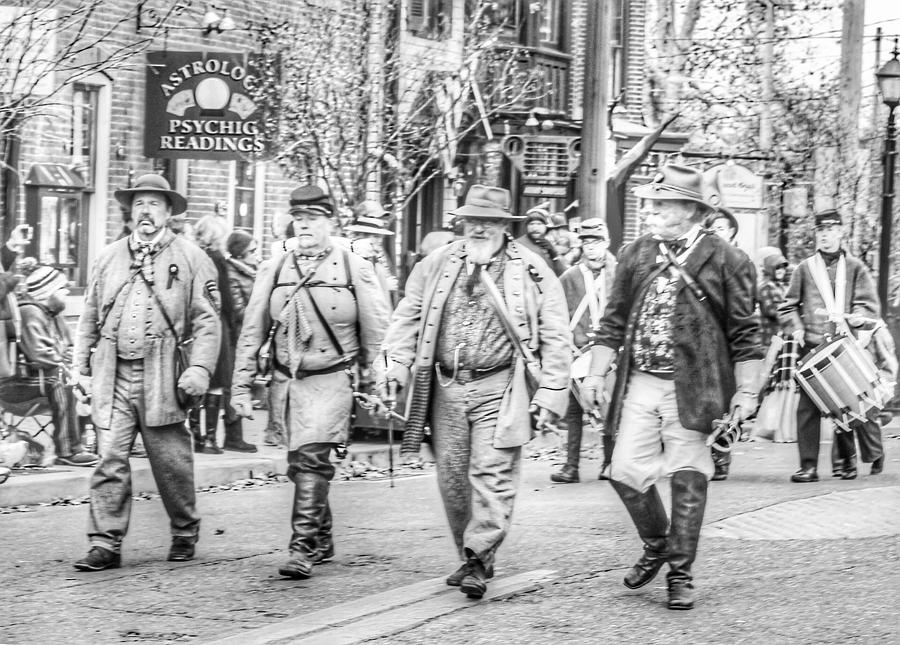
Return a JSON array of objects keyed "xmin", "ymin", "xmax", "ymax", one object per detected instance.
[
  {"xmin": 667, "ymin": 469, "xmax": 708, "ymax": 610},
  {"xmin": 279, "ymin": 472, "xmax": 329, "ymax": 579},
  {"xmin": 223, "ymin": 416, "xmax": 257, "ymax": 453},
  {"xmin": 610, "ymin": 480, "xmax": 669, "ymax": 589},
  {"xmin": 312, "ymin": 501, "xmax": 334, "ymax": 565},
  {"xmin": 200, "ymin": 394, "xmax": 223, "ymax": 455}
]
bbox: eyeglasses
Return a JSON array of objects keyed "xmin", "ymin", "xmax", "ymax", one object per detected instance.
[{"xmin": 462, "ymin": 217, "xmax": 507, "ymax": 229}]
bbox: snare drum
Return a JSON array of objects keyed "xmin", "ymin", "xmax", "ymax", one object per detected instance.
[{"xmin": 794, "ymin": 335, "xmax": 889, "ymax": 432}]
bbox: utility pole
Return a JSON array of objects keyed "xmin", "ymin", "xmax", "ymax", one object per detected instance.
[
  {"xmin": 759, "ymin": 0, "xmax": 774, "ymax": 152},
  {"xmin": 837, "ymin": 0, "xmax": 864, "ymax": 236},
  {"xmin": 578, "ymin": 0, "xmax": 612, "ymax": 227}
]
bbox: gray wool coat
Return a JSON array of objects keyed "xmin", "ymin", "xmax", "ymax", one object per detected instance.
[{"xmin": 73, "ymin": 230, "xmax": 222, "ymax": 428}]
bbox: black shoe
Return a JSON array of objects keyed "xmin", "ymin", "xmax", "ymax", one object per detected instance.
[
  {"xmin": 791, "ymin": 468, "xmax": 819, "ymax": 483},
  {"xmin": 223, "ymin": 439, "xmax": 258, "ymax": 453},
  {"xmin": 841, "ymin": 468, "xmax": 857, "ymax": 480},
  {"xmin": 167, "ymin": 537, "xmax": 196, "ymax": 562},
  {"xmin": 56, "ymin": 453, "xmax": 99, "ymax": 467},
  {"xmin": 550, "ymin": 464, "xmax": 579, "ymax": 483},
  {"xmin": 711, "ymin": 464, "xmax": 729, "ymax": 481},
  {"xmin": 201, "ymin": 437, "xmax": 222, "ymax": 455},
  {"xmin": 668, "ymin": 578, "xmax": 695, "ymax": 610},
  {"xmin": 446, "ymin": 562, "xmax": 471, "ymax": 586},
  {"xmin": 459, "ymin": 558, "xmax": 488, "ymax": 599},
  {"xmin": 597, "ymin": 463, "xmax": 611, "ymax": 481},
  {"xmin": 871, "ymin": 456, "xmax": 885, "ymax": 475},
  {"xmin": 74, "ymin": 546, "xmax": 121, "ymax": 572},
  {"xmin": 279, "ymin": 557, "xmax": 312, "ymax": 579},
  {"xmin": 623, "ymin": 546, "xmax": 669, "ymax": 589}
]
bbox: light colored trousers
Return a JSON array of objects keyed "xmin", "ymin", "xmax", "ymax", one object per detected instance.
[
  {"xmin": 611, "ymin": 371, "xmax": 714, "ymax": 493},
  {"xmin": 430, "ymin": 369, "xmax": 520, "ymax": 570}
]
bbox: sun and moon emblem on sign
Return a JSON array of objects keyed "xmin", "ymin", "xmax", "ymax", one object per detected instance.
[{"xmin": 166, "ymin": 77, "xmax": 256, "ymax": 118}]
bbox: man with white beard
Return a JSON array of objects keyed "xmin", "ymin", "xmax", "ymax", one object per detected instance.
[{"xmin": 380, "ymin": 184, "xmax": 571, "ymax": 600}]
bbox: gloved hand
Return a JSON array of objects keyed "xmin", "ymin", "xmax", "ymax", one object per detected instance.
[
  {"xmin": 791, "ymin": 328, "xmax": 805, "ymax": 348},
  {"xmin": 581, "ymin": 344, "xmax": 616, "ymax": 410},
  {"xmin": 530, "ymin": 405, "xmax": 559, "ymax": 433},
  {"xmin": 73, "ymin": 374, "xmax": 92, "ymax": 404},
  {"xmin": 729, "ymin": 359, "xmax": 765, "ymax": 422},
  {"xmin": 230, "ymin": 392, "xmax": 254, "ymax": 419},
  {"xmin": 177, "ymin": 366, "xmax": 210, "ymax": 397},
  {"xmin": 378, "ymin": 360, "xmax": 410, "ymax": 396}
]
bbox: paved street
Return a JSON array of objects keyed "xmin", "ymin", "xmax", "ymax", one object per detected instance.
[{"xmin": 2, "ymin": 426, "xmax": 899, "ymax": 644}]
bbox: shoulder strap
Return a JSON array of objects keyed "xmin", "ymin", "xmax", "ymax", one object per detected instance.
[{"xmin": 659, "ymin": 244, "xmax": 726, "ymax": 326}]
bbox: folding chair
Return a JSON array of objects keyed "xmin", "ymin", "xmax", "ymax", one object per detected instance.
[{"xmin": 0, "ymin": 395, "xmax": 54, "ymax": 444}]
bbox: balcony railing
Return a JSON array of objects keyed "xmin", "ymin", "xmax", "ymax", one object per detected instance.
[{"xmin": 481, "ymin": 46, "xmax": 571, "ymax": 116}]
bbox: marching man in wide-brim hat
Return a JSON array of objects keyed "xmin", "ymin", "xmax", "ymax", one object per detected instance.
[
  {"xmin": 582, "ymin": 164, "xmax": 763, "ymax": 610},
  {"xmin": 73, "ymin": 173, "xmax": 221, "ymax": 571},
  {"xmin": 379, "ymin": 184, "xmax": 572, "ymax": 599},
  {"xmin": 345, "ymin": 201, "xmax": 398, "ymax": 306}
]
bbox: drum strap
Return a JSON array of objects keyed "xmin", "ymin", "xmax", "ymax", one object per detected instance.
[
  {"xmin": 810, "ymin": 253, "xmax": 849, "ymax": 336},
  {"xmin": 570, "ymin": 264, "xmax": 606, "ymax": 331}
]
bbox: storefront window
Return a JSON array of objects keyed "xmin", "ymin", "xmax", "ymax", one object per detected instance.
[
  {"xmin": 539, "ymin": 0, "xmax": 560, "ymax": 47},
  {"xmin": 233, "ymin": 160, "xmax": 255, "ymax": 233}
]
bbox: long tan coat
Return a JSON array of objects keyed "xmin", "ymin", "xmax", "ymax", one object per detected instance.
[
  {"xmin": 232, "ymin": 243, "xmax": 389, "ymax": 446},
  {"xmin": 73, "ymin": 230, "xmax": 221, "ymax": 428},
  {"xmin": 384, "ymin": 239, "xmax": 572, "ymax": 449}
]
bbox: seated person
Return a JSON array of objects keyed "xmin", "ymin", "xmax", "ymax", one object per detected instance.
[{"xmin": 0, "ymin": 262, "xmax": 96, "ymax": 466}]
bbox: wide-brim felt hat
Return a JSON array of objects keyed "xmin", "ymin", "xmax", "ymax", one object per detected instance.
[
  {"xmin": 345, "ymin": 216, "xmax": 394, "ymax": 236},
  {"xmin": 632, "ymin": 164, "xmax": 714, "ymax": 212},
  {"xmin": 115, "ymin": 174, "xmax": 187, "ymax": 215},
  {"xmin": 450, "ymin": 184, "xmax": 523, "ymax": 220},
  {"xmin": 353, "ymin": 200, "xmax": 388, "ymax": 219}
]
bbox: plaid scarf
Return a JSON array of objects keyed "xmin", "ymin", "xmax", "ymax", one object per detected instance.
[{"xmin": 128, "ymin": 231, "xmax": 165, "ymax": 285}]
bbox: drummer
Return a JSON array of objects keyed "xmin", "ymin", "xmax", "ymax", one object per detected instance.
[
  {"xmin": 550, "ymin": 218, "xmax": 617, "ymax": 484},
  {"xmin": 777, "ymin": 209, "xmax": 880, "ymax": 483}
]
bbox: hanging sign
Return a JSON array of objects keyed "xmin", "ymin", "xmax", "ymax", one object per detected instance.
[
  {"xmin": 144, "ymin": 51, "xmax": 267, "ymax": 160},
  {"xmin": 706, "ymin": 163, "xmax": 765, "ymax": 210}
]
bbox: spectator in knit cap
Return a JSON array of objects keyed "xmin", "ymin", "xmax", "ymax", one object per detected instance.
[
  {"xmin": 0, "ymin": 262, "xmax": 97, "ymax": 467},
  {"xmin": 516, "ymin": 207, "xmax": 567, "ymax": 275}
]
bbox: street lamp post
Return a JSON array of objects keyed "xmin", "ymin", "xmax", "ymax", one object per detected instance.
[{"xmin": 876, "ymin": 41, "xmax": 900, "ymax": 310}]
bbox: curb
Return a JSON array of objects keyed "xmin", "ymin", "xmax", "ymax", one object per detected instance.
[{"xmin": 0, "ymin": 440, "xmax": 426, "ymax": 507}]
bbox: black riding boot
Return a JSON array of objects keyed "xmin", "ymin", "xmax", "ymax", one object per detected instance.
[
  {"xmin": 597, "ymin": 434, "xmax": 615, "ymax": 480},
  {"xmin": 279, "ymin": 472, "xmax": 329, "ymax": 579},
  {"xmin": 223, "ymin": 416, "xmax": 257, "ymax": 453},
  {"xmin": 190, "ymin": 394, "xmax": 222, "ymax": 454},
  {"xmin": 610, "ymin": 479, "xmax": 669, "ymax": 589},
  {"xmin": 312, "ymin": 501, "xmax": 334, "ymax": 564},
  {"xmin": 667, "ymin": 469, "xmax": 708, "ymax": 610}
]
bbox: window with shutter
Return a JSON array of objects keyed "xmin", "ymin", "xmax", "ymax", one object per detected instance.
[{"xmin": 408, "ymin": 0, "xmax": 428, "ymax": 32}]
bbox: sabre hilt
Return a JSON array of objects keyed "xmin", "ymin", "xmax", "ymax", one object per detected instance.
[{"xmin": 706, "ymin": 414, "xmax": 744, "ymax": 453}]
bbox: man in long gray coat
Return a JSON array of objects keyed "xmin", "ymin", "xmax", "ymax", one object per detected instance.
[
  {"xmin": 381, "ymin": 184, "xmax": 571, "ymax": 599},
  {"xmin": 231, "ymin": 185, "xmax": 389, "ymax": 581},
  {"xmin": 73, "ymin": 174, "xmax": 221, "ymax": 571}
]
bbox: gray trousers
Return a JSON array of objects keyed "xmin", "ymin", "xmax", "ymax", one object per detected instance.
[
  {"xmin": 87, "ymin": 359, "xmax": 199, "ymax": 552},
  {"xmin": 430, "ymin": 369, "xmax": 520, "ymax": 570}
]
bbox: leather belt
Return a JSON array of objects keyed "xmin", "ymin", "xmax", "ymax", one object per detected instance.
[
  {"xmin": 438, "ymin": 363, "xmax": 512, "ymax": 384},
  {"xmin": 274, "ymin": 360, "xmax": 351, "ymax": 380}
]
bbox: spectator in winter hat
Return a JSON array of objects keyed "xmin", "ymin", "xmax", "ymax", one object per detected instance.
[{"xmin": 0, "ymin": 262, "xmax": 96, "ymax": 467}]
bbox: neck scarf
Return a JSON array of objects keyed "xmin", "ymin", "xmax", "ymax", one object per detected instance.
[
  {"xmin": 128, "ymin": 229, "xmax": 165, "ymax": 284},
  {"xmin": 278, "ymin": 247, "xmax": 330, "ymax": 372}
]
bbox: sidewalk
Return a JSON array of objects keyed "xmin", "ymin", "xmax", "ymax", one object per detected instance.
[{"xmin": 0, "ymin": 409, "xmax": 408, "ymax": 507}]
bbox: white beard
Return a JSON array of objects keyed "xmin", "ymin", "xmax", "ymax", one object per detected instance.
[{"xmin": 466, "ymin": 238, "xmax": 500, "ymax": 265}]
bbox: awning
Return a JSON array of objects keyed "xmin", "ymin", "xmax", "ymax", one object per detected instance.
[{"xmin": 24, "ymin": 163, "xmax": 86, "ymax": 189}]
